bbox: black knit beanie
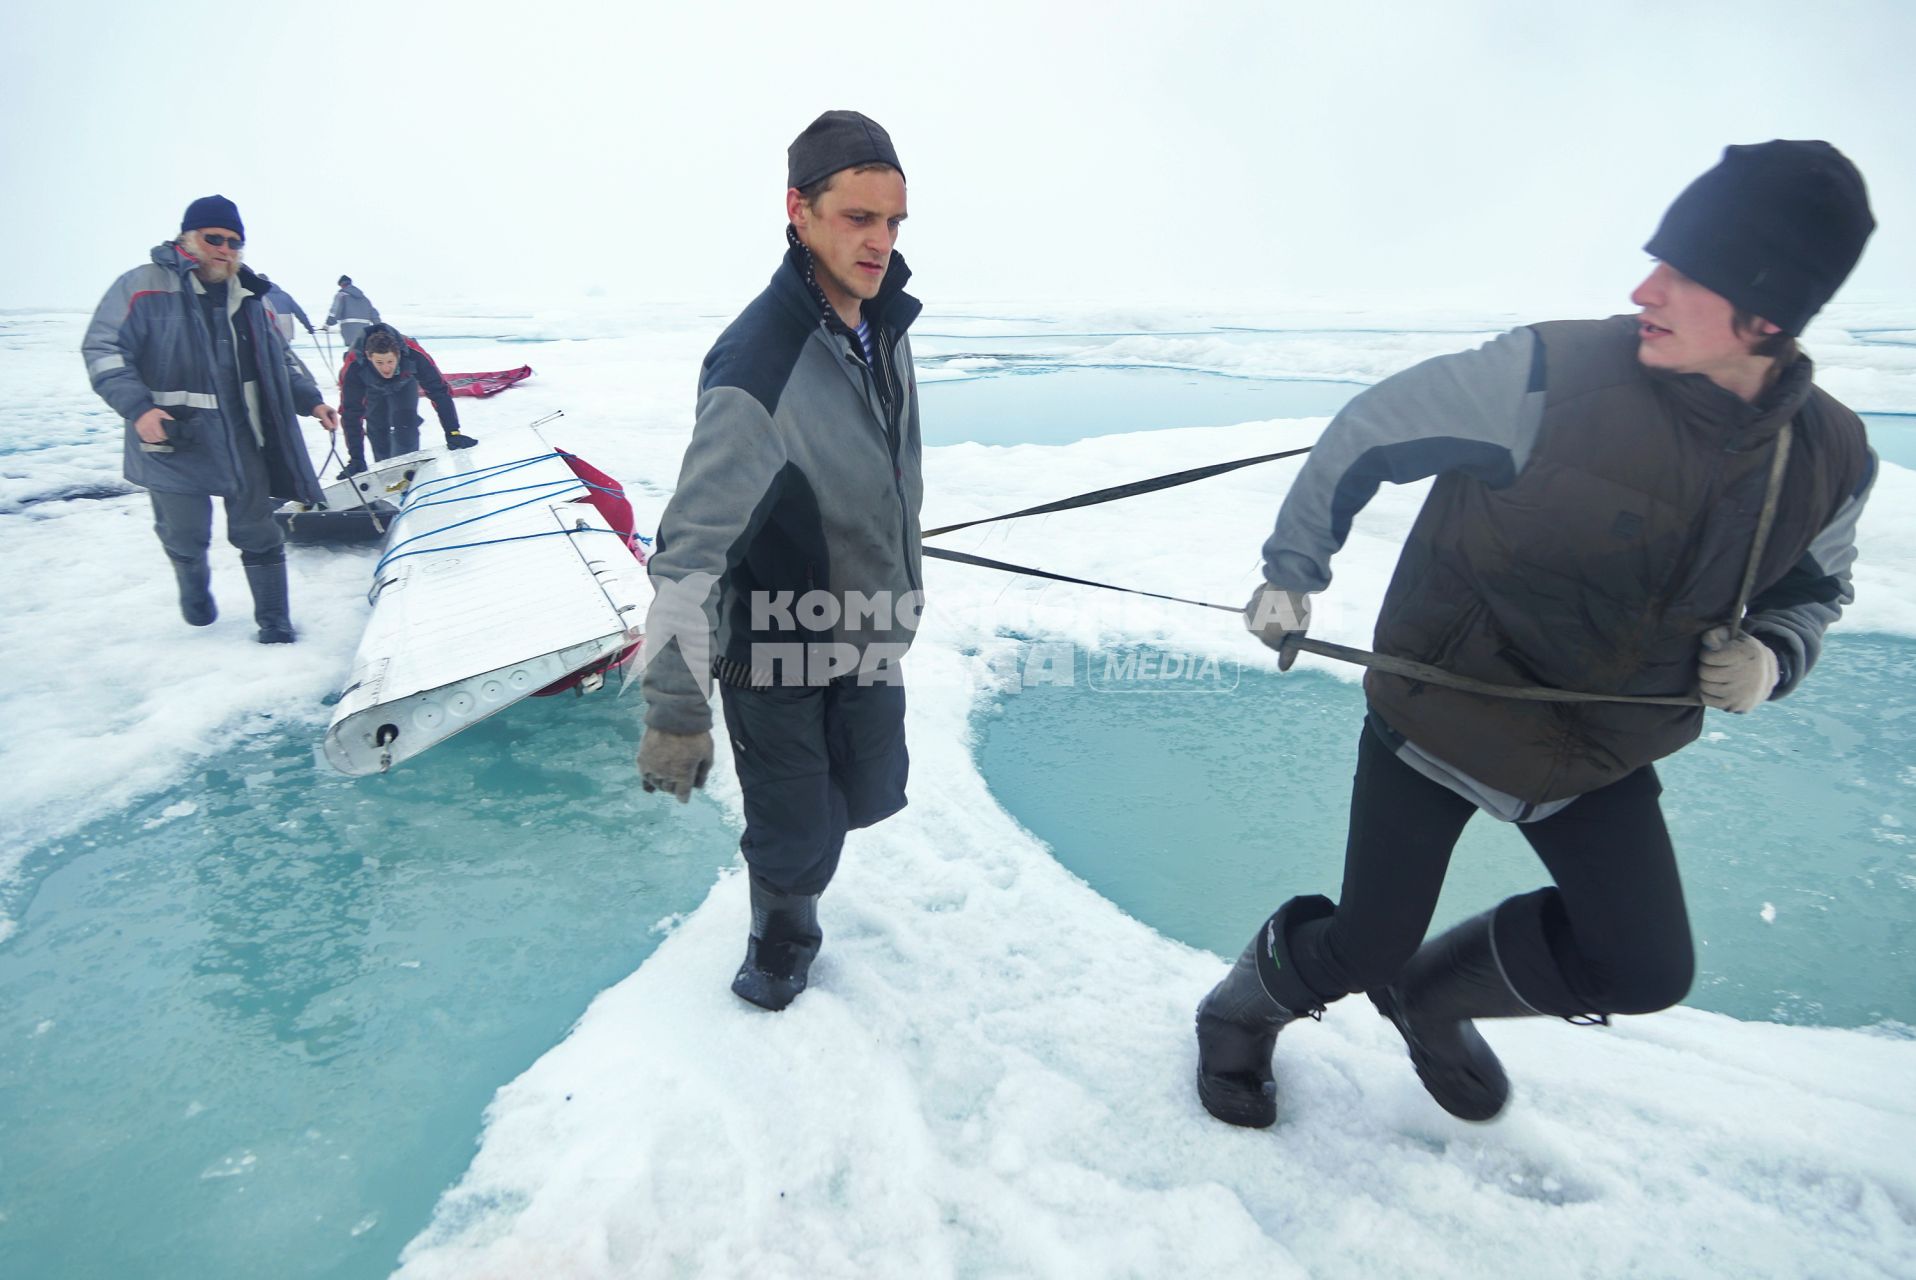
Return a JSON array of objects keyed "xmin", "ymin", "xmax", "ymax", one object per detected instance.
[
  {"xmin": 1645, "ymin": 140, "xmax": 1874, "ymax": 335},
  {"xmin": 787, "ymin": 110, "xmax": 903, "ymax": 191},
  {"xmin": 181, "ymin": 194, "xmax": 244, "ymax": 238}
]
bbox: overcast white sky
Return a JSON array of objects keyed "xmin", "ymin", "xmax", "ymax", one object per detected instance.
[{"xmin": 2, "ymin": 0, "xmax": 1909, "ymax": 318}]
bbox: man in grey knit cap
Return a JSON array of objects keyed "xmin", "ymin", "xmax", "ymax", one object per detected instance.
[{"xmin": 636, "ymin": 111, "xmax": 924, "ymax": 1011}]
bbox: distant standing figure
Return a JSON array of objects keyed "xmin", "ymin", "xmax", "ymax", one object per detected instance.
[
  {"xmin": 264, "ymin": 281, "xmax": 316, "ymax": 346},
  {"xmin": 336, "ymin": 322, "xmax": 478, "ymax": 474},
  {"xmin": 82, "ymin": 194, "xmax": 342, "ymax": 643},
  {"xmin": 326, "ymin": 274, "xmax": 380, "ymax": 353}
]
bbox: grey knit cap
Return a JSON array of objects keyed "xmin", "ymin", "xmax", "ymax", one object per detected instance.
[{"xmin": 787, "ymin": 110, "xmax": 904, "ymax": 190}]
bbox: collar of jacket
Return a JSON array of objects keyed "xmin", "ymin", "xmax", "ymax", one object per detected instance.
[
  {"xmin": 356, "ymin": 320, "xmax": 407, "ymax": 352},
  {"xmin": 776, "ymin": 224, "xmax": 921, "ymax": 339},
  {"xmin": 147, "ymin": 241, "xmax": 272, "ymax": 299},
  {"xmin": 1646, "ymin": 347, "xmax": 1815, "ymax": 450}
]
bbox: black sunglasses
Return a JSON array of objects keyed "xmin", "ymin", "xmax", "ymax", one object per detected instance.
[{"xmin": 200, "ymin": 233, "xmax": 244, "ymax": 249}]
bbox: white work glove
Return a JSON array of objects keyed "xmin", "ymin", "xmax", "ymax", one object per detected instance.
[
  {"xmin": 1697, "ymin": 625, "xmax": 1779, "ymax": 713},
  {"xmin": 1244, "ymin": 582, "xmax": 1312, "ymax": 671},
  {"xmin": 637, "ymin": 727, "xmax": 714, "ymax": 802}
]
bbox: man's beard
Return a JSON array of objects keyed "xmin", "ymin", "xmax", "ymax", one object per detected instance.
[{"xmin": 184, "ymin": 240, "xmax": 240, "ymax": 284}]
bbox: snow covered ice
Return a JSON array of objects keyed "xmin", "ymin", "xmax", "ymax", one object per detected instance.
[{"xmin": 3, "ymin": 303, "xmax": 1915, "ymax": 1278}]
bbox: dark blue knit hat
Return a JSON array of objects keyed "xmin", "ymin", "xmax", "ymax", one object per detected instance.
[
  {"xmin": 1645, "ymin": 141, "xmax": 1873, "ymax": 336},
  {"xmin": 181, "ymin": 194, "xmax": 244, "ymax": 237}
]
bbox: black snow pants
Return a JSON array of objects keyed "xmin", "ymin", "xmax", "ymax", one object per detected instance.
[
  {"xmin": 346, "ymin": 395, "xmax": 422, "ymax": 463},
  {"xmin": 718, "ymin": 675, "xmax": 910, "ymax": 897},
  {"xmin": 1284, "ymin": 716, "xmax": 1696, "ymax": 1018},
  {"xmin": 148, "ymin": 420, "xmax": 285, "ymax": 565}
]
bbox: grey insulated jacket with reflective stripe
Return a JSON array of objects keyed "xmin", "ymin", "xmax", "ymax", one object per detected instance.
[
  {"xmin": 83, "ymin": 243, "xmax": 326, "ymax": 504},
  {"xmin": 640, "ymin": 244, "xmax": 925, "ymax": 735},
  {"xmin": 1261, "ymin": 316, "xmax": 1875, "ymax": 805},
  {"xmin": 325, "ymin": 284, "xmax": 378, "ymax": 328}
]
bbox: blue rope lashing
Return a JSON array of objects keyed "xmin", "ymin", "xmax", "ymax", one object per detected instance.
[
  {"xmin": 372, "ymin": 484, "xmax": 591, "ymax": 578},
  {"xmin": 367, "ymin": 526, "xmax": 633, "ymax": 601},
  {"xmin": 401, "ymin": 476, "xmax": 587, "ymax": 514},
  {"xmin": 402, "ymin": 453, "xmax": 561, "ymax": 503}
]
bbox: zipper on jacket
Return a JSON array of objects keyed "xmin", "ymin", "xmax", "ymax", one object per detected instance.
[
  {"xmin": 179, "ymin": 273, "xmax": 246, "ymax": 487},
  {"xmin": 837, "ymin": 323, "xmax": 922, "ymax": 596},
  {"xmin": 870, "ymin": 327, "xmax": 922, "ymax": 595}
]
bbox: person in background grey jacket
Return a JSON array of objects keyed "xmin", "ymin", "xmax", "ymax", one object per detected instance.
[
  {"xmin": 1195, "ymin": 142, "xmax": 1877, "ymax": 1131},
  {"xmin": 83, "ymin": 195, "xmax": 342, "ymax": 643},
  {"xmin": 325, "ymin": 275, "xmax": 379, "ymax": 354},
  {"xmin": 636, "ymin": 111, "xmax": 923, "ymax": 1011},
  {"xmin": 265, "ymin": 281, "xmax": 316, "ymax": 346}
]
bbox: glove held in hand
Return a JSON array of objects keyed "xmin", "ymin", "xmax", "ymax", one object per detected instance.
[
  {"xmin": 1244, "ymin": 582, "xmax": 1312, "ymax": 671},
  {"xmin": 638, "ymin": 728, "xmax": 714, "ymax": 802},
  {"xmin": 1697, "ymin": 625, "xmax": 1779, "ymax": 714}
]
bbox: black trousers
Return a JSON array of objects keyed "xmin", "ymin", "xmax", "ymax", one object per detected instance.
[
  {"xmin": 718, "ymin": 676, "xmax": 909, "ymax": 896},
  {"xmin": 1288, "ymin": 720, "xmax": 1695, "ymax": 1017},
  {"xmin": 148, "ymin": 422, "xmax": 283, "ymax": 564},
  {"xmin": 344, "ymin": 403, "xmax": 422, "ymax": 464}
]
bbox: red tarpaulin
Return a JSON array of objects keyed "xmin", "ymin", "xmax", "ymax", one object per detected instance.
[
  {"xmin": 531, "ymin": 449, "xmax": 646, "ymax": 697},
  {"xmin": 440, "ymin": 366, "xmax": 534, "ymax": 398}
]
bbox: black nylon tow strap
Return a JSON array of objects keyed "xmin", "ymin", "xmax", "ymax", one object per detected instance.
[
  {"xmin": 921, "ymin": 446, "xmax": 1705, "ymax": 708},
  {"xmin": 921, "ymin": 545, "xmax": 1698, "ymax": 707},
  {"xmin": 921, "ymin": 446, "xmax": 1312, "ymax": 539}
]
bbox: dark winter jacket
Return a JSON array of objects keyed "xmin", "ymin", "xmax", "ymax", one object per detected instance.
[
  {"xmin": 339, "ymin": 323, "xmax": 461, "ymax": 437},
  {"xmin": 1261, "ymin": 316, "xmax": 1875, "ymax": 807},
  {"xmin": 640, "ymin": 239, "xmax": 925, "ymax": 734},
  {"xmin": 265, "ymin": 283, "xmax": 314, "ymax": 333},
  {"xmin": 83, "ymin": 243, "xmax": 326, "ymax": 505}
]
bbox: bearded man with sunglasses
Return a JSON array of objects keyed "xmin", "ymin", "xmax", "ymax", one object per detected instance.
[
  {"xmin": 84, "ymin": 195, "xmax": 341, "ymax": 643},
  {"xmin": 636, "ymin": 111, "xmax": 924, "ymax": 1012}
]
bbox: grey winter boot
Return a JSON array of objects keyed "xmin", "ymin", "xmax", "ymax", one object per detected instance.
[
  {"xmin": 242, "ymin": 552, "xmax": 296, "ymax": 644},
  {"xmin": 1195, "ymin": 894, "xmax": 1334, "ymax": 1128},
  {"xmin": 731, "ymin": 876, "xmax": 823, "ymax": 1012},
  {"xmin": 169, "ymin": 554, "xmax": 217, "ymax": 627},
  {"xmin": 1369, "ymin": 909, "xmax": 1540, "ymax": 1122}
]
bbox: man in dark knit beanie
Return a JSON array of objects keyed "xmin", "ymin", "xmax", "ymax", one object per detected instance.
[
  {"xmin": 83, "ymin": 197, "xmax": 340, "ymax": 644},
  {"xmin": 1194, "ymin": 141, "xmax": 1880, "ymax": 1131},
  {"xmin": 635, "ymin": 110, "xmax": 923, "ymax": 1011}
]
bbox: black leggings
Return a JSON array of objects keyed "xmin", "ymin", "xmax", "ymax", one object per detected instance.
[{"xmin": 1289, "ymin": 721, "xmax": 1695, "ymax": 1017}]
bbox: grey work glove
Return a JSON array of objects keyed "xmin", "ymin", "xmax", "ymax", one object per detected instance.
[
  {"xmin": 1697, "ymin": 625, "xmax": 1779, "ymax": 713},
  {"xmin": 1244, "ymin": 582, "xmax": 1312, "ymax": 672},
  {"xmin": 637, "ymin": 727, "xmax": 714, "ymax": 802}
]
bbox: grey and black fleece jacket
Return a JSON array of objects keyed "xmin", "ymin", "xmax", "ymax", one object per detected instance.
[
  {"xmin": 1262, "ymin": 316, "xmax": 1875, "ymax": 807},
  {"xmin": 640, "ymin": 238, "xmax": 924, "ymax": 734}
]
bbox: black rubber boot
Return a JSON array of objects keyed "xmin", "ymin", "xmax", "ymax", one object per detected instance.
[
  {"xmin": 169, "ymin": 554, "xmax": 217, "ymax": 626},
  {"xmin": 730, "ymin": 877, "xmax": 822, "ymax": 1012},
  {"xmin": 242, "ymin": 553, "xmax": 296, "ymax": 644},
  {"xmin": 1369, "ymin": 909, "xmax": 1540, "ymax": 1122},
  {"xmin": 1195, "ymin": 894, "xmax": 1334, "ymax": 1128}
]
